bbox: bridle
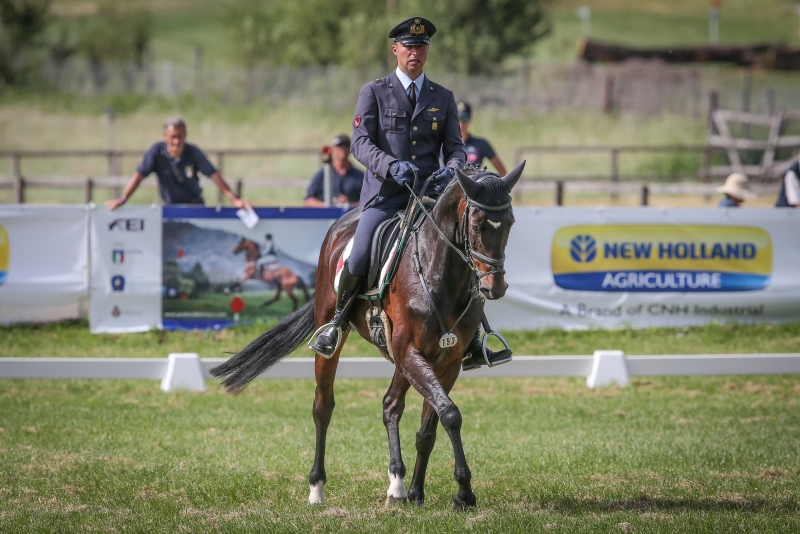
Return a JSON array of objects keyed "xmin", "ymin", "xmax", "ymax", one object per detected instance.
[{"xmin": 457, "ymin": 195, "xmax": 510, "ymax": 279}]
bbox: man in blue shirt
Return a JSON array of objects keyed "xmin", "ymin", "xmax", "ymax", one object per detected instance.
[
  {"xmin": 303, "ymin": 135, "xmax": 364, "ymax": 207},
  {"xmin": 105, "ymin": 117, "xmax": 251, "ymax": 210},
  {"xmin": 458, "ymin": 101, "xmax": 507, "ymax": 175}
]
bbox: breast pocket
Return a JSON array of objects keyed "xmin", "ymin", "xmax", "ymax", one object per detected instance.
[
  {"xmin": 381, "ymin": 108, "xmax": 406, "ymax": 133},
  {"xmin": 422, "ymin": 109, "xmax": 444, "ymax": 135}
]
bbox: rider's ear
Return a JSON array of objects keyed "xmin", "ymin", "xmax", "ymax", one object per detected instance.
[
  {"xmin": 455, "ymin": 168, "xmax": 480, "ymax": 199},
  {"xmin": 501, "ymin": 161, "xmax": 525, "ymax": 191}
]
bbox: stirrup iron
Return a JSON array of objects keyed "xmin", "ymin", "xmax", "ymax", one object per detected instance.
[
  {"xmin": 308, "ymin": 323, "xmax": 345, "ymax": 359},
  {"xmin": 482, "ymin": 330, "xmax": 512, "ymax": 367}
]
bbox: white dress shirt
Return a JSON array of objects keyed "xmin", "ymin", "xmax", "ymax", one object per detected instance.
[{"xmin": 395, "ymin": 67, "xmax": 424, "ymax": 101}]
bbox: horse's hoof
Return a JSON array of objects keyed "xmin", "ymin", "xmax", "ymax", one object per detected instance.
[
  {"xmin": 385, "ymin": 495, "xmax": 407, "ymax": 507},
  {"xmin": 407, "ymin": 490, "xmax": 424, "ymax": 507},
  {"xmin": 451, "ymin": 494, "xmax": 476, "ymax": 511}
]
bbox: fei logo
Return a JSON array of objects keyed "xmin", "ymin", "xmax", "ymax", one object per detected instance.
[
  {"xmin": 112, "ymin": 249, "xmax": 125, "ymax": 264},
  {"xmin": 552, "ymin": 225, "xmax": 772, "ymax": 292},
  {"xmin": 0, "ymin": 224, "xmax": 8, "ymax": 286}
]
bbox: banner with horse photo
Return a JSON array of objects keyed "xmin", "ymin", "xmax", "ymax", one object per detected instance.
[{"xmin": 161, "ymin": 206, "xmax": 346, "ymax": 330}]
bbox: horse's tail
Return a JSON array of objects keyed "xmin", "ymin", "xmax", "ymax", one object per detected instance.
[{"xmin": 210, "ymin": 300, "xmax": 316, "ymax": 394}]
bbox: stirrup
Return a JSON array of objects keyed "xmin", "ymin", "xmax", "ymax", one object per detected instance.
[
  {"xmin": 308, "ymin": 323, "xmax": 344, "ymax": 359},
  {"xmin": 482, "ymin": 330, "xmax": 512, "ymax": 368}
]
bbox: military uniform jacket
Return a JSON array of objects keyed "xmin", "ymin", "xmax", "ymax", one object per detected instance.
[{"xmin": 351, "ymin": 71, "xmax": 466, "ymax": 209}]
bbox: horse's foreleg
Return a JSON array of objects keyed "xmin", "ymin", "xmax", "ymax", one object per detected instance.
[
  {"xmin": 400, "ymin": 352, "xmax": 475, "ymax": 510},
  {"xmin": 406, "ymin": 399, "xmax": 438, "ymax": 507},
  {"xmin": 286, "ymin": 285, "xmax": 299, "ymax": 311},
  {"xmin": 261, "ymin": 285, "xmax": 282, "ymax": 308},
  {"xmin": 383, "ymin": 370, "xmax": 411, "ymax": 506},
  {"xmin": 308, "ymin": 333, "xmax": 348, "ymax": 505}
]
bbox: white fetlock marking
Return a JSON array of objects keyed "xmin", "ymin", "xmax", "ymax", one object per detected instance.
[
  {"xmin": 308, "ymin": 481, "xmax": 325, "ymax": 504},
  {"xmin": 386, "ymin": 470, "xmax": 408, "ymax": 499}
]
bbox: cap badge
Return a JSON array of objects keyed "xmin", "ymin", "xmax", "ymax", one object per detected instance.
[{"xmin": 410, "ymin": 19, "xmax": 425, "ymax": 35}]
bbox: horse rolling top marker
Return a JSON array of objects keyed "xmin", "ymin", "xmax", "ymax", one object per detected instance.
[{"xmin": 211, "ymin": 161, "xmax": 524, "ymax": 510}]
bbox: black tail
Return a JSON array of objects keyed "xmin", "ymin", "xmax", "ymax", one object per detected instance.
[{"xmin": 210, "ymin": 300, "xmax": 316, "ymax": 394}]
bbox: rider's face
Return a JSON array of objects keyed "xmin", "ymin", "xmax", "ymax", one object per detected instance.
[
  {"xmin": 392, "ymin": 42, "xmax": 428, "ymax": 79},
  {"xmin": 163, "ymin": 125, "xmax": 186, "ymax": 158}
]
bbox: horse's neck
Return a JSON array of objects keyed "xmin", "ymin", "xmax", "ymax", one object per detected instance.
[
  {"xmin": 247, "ymin": 243, "xmax": 260, "ymax": 262},
  {"xmin": 418, "ymin": 189, "xmax": 473, "ymax": 299}
]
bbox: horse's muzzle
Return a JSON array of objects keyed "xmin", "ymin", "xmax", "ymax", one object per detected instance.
[{"xmin": 479, "ymin": 277, "xmax": 508, "ymax": 300}]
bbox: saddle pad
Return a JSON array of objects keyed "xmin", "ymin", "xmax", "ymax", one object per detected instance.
[{"xmin": 335, "ymin": 237, "xmax": 400, "ymax": 297}]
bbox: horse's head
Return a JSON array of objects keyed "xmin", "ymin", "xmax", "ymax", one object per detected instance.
[
  {"xmin": 454, "ymin": 161, "xmax": 524, "ymax": 300},
  {"xmin": 233, "ymin": 237, "xmax": 249, "ymax": 255}
]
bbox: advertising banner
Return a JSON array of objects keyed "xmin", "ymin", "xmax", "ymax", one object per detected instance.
[
  {"xmin": 486, "ymin": 208, "xmax": 800, "ymax": 329},
  {"xmin": 161, "ymin": 206, "xmax": 345, "ymax": 330},
  {"xmin": 0, "ymin": 205, "xmax": 88, "ymax": 324},
  {"xmin": 89, "ymin": 204, "xmax": 162, "ymax": 333}
]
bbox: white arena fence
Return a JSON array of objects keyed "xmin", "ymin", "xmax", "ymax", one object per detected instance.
[{"xmin": 1, "ymin": 352, "xmax": 799, "ymax": 392}]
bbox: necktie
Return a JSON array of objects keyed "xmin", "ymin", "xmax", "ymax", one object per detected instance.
[{"xmin": 408, "ymin": 83, "xmax": 417, "ymax": 109}]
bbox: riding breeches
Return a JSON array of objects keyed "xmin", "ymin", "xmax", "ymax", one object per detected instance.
[{"xmin": 348, "ymin": 194, "xmax": 410, "ymax": 276}]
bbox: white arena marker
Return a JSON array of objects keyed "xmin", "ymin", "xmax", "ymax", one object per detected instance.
[
  {"xmin": 586, "ymin": 350, "xmax": 630, "ymax": 388},
  {"xmin": 161, "ymin": 353, "xmax": 206, "ymax": 392}
]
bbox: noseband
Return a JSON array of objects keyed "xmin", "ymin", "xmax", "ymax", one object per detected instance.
[{"xmin": 458, "ymin": 195, "xmax": 511, "ymax": 279}]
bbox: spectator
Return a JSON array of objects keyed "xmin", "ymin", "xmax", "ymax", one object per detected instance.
[
  {"xmin": 303, "ymin": 135, "xmax": 364, "ymax": 207},
  {"xmin": 457, "ymin": 101, "xmax": 507, "ymax": 175},
  {"xmin": 105, "ymin": 116, "xmax": 251, "ymax": 210},
  {"xmin": 776, "ymin": 159, "xmax": 800, "ymax": 207},
  {"xmin": 717, "ymin": 172, "xmax": 754, "ymax": 207}
]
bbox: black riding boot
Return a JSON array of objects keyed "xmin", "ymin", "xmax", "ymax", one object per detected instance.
[
  {"xmin": 461, "ymin": 331, "xmax": 513, "ymax": 371},
  {"xmin": 309, "ymin": 262, "xmax": 364, "ymax": 358}
]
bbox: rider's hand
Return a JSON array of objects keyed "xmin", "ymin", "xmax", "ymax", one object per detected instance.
[
  {"xmin": 389, "ymin": 161, "xmax": 419, "ymax": 187},
  {"xmin": 232, "ymin": 197, "xmax": 253, "ymax": 210},
  {"xmin": 430, "ymin": 166, "xmax": 454, "ymax": 195}
]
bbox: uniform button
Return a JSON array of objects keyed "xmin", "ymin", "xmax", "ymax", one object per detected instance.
[
  {"xmin": 412, "ymin": 141, "xmax": 417, "ymax": 145},
  {"xmin": 413, "ymin": 126, "xmax": 418, "ymax": 131},
  {"xmin": 411, "ymin": 156, "xmax": 416, "ymax": 160},
  {"xmin": 392, "ymin": 112, "xmax": 396, "ymax": 116}
]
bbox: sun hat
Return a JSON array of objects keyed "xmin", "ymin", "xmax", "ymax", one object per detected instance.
[{"xmin": 717, "ymin": 172, "xmax": 755, "ymax": 199}]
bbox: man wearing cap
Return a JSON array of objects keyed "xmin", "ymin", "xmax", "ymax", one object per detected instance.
[
  {"xmin": 717, "ymin": 172, "xmax": 755, "ymax": 207},
  {"xmin": 776, "ymin": 158, "xmax": 800, "ymax": 207},
  {"xmin": 303, "ymin": 135, "xmax": 364, "ymax": 208},
  {"xmin": 457, "ymin": 101, "xmax": 507, "ymax": 175},
  {"xmin": 105, "ymin": 117, "xmax": 251, "ymax": 210},
  {"xmin": 309, "ymin": 16, "xmax": 467, "ymax": 357}
]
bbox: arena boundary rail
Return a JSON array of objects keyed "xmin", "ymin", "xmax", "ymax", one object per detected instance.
[{"xmin": 2, "ymin": 353, "xmax": 799, "ymax": 391}]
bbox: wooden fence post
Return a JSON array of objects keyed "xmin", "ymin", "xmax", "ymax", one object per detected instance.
[
  {"xmin": 235, "ymin": 179, "xmax": 242, "ymax": 200},
  {"xmin": 640, "ymin": 185, "xmax": 649, "ymax": 206},
  {"xmin": 85, "ymin": 178, "xmax": 94, "ymax": 204},
  {"xmin": 555, "ymin": 180, "xmax": 564, "ymax": 206},
  {"xmin": 216, "ymin": 151, "xmax": 225, "ymax": 205},
  {"xmin": 11, "ymin": 152, "xmax": 23, "ymax": 204},
  {"xmin": 610, "ymin": 148, "xmax": 619, "ymax": 201}
]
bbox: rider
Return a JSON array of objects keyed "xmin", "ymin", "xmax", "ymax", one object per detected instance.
[
  {"xmin": 256, "ymin": 233, "xmax": 278, "ymax": 271},
  {"xmin": 310, "ymin": 17, "xmax": 507, "ymax": 371}
]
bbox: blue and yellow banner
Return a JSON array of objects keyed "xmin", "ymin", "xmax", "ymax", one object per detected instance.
[{"xmin": 552, "ymin": 225, "xmax": 772, "ymax": 292}]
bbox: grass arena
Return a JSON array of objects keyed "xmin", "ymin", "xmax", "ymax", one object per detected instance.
[{"xmin": 2, "ymin": 322, "xmax": 799, "ymax": 533}]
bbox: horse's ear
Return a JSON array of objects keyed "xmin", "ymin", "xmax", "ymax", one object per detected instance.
[
  {"xmin": 455, "ymin": 167, "xmax": 480, "ymax": 200},
  {"xmin": 501, "ymin": 160, "xmax": 526, "ymax": 191}
]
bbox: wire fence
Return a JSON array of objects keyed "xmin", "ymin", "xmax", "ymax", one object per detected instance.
[{"xmin": 40, "ymin": 57, "xmax": 800, "ymax": 117}]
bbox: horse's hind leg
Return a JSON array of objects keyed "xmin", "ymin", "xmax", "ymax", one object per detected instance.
[
  {"xmin": 401, "ymin": 353, "xmax": 475, "ymax": 510},
  {"xmin": 383, "ymin": 370, "xmax": 411, "ymax": 506},
  {"xmin": 308, "ymin": 332, "xmax": 348, "ymax": 504},
  {"xmin": 287, "ymin": 286, "xmax": 299, "ymax": 311},
  {"xmin": 261, "ymin": 286, "xmax": 282, "ymax": 308}
]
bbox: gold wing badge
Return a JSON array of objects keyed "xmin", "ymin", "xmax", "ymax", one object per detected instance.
[{"xmin": 427, "ymin": 108, "xmax": 439, "ymax": 112}]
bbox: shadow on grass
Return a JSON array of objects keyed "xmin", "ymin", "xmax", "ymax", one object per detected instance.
[{"xmin": 536, "ymin": 494, "xmax": 797, "ymax": 514}]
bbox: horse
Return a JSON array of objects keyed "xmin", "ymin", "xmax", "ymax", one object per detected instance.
[
  {"xmin": 231, "ymin": 238, "xmax": 311, "ymax": 311},
  {"xmin": 212, "ymin": 162, "xmax": 524, "ymax": 510}
]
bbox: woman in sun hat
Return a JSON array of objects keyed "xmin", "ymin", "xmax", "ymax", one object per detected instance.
[{"xmin": 717, "ymin": 172, "xmax": 755, "ymax": 207}]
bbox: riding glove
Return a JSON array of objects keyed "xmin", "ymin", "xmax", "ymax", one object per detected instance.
[
  {"xmin": 430, "ymin": 166, "xmax": 455, "ymax": 194},
  {"xmin": 389, "ymin": 161, "xmax": 420, "ymax": 187}
]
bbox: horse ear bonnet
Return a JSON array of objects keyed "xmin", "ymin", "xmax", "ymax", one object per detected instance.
[{"xmin": 471, "ymin": 175, "xmax": 511, "ymax": 208}]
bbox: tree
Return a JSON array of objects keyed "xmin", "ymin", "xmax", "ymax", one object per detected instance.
[
  {"xmin": 0, "ymin": 0, "xmax": 52, "ymax": 85},
  {"xmin": 402, "ymin": 0, "xmax": 550, "ymax": 75}
]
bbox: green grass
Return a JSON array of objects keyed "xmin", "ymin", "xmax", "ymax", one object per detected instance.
[
  {"xmin": 0, "ymin": 374, "xmax": 798, "ymax": 532},
  {"xmin": 2, "ymin": 320, "xmax": 799, "ymax": 359}
]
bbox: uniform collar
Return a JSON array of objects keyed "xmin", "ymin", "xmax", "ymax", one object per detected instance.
[{"xmin": 395, "ymin": 67, "xmax": 424, "ymax": 93}]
